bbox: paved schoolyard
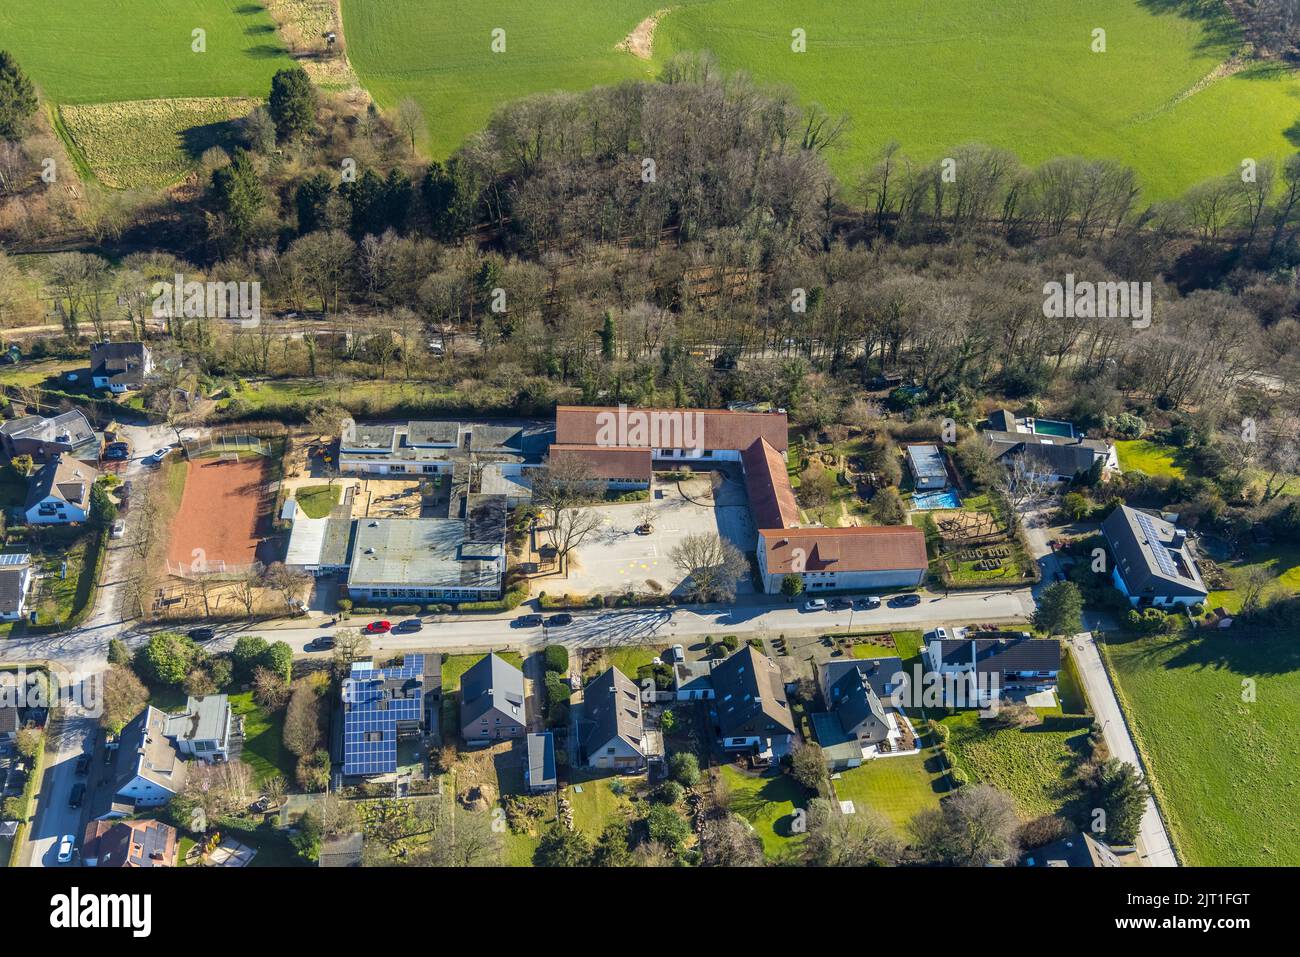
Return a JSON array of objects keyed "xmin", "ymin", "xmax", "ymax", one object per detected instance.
[{"xmin": 561, "ymin": 474, "xmax": 757, "ymax": 598}]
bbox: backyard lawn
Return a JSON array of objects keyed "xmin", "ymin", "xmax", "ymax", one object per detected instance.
[
  {"xmin": 228, "ymin": 691, "xmax": 293, "ymax": 787},
  {"xmin": 564, "ymin": 772, "xmax": 637, "ymax": 837},
  {"xmin": 939, "ymin": 711, "xmax": 1089, "ymax": 819},
  {"xmin": 1102, "ymin": 627, "xmax": 1300, "ymax": 866},
  {"xmin": 718, "ymin": 765, "xmax": 807, "ymax": 860},
  {"xmin": 1205, "ymin": 543, "xmax": 1300, "ymax": 615},
  {"xmin": 830, "ymin": 751, "xmax": 948, "ymax": 835},
  {"xmin": 294, "ymin": 484, "xmax": 341, "ymax": 519},
  {"xmin": 1114, "ymin": 439, "xmax": 1188, "ymax": 479},
  {"xmin": 604, "ymin": 645, "xmax": 662, "ymax": 680}
]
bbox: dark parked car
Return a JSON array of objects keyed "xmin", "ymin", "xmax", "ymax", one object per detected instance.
[
  {"xmin": 393, "ymin": 619, "xmax": 423, "ymax": 633},
  {"xmin": 545, "ymin": 613, "xmax": 573, "ymax": 627},
  {"xmin": 514, "ymin": 614, "xmax": 544, "ymax": 628},
  {"xmin": 854, "ymin": 596, "xmax": 882, "ymax": 610},
  {"xmin": 73, "ymin": 754, "xmax": 90, "ymax": 776},
  {"xmin": 889, "ymin": 594, "xmax": 922, "ymax": 608},
  {"xmin": 309, "ymin": 635, "xmax": 335, "ymax": 651},
  {"xmin": 828, "ymin": 597, "xmax": 852, "ymax": 610},
  {"xmin": 187, "ymin": 627, "xmax": 215, "ymax": 641},
  {"xmin": 68, "ymin": 783, "xmax": 85, "ymax": 809},
  {"xmin": 103, "ymin": 442, "xmax": 130, "ymax": 460}
]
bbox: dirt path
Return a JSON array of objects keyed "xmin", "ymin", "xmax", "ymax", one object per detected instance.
[
  {"xmin": 1132, "ymin": 56, "xmax": 1248, "ymax": 123},
  {"xmin": 617, "ymin": 8, "xmax": 672, "ymax": 60}
]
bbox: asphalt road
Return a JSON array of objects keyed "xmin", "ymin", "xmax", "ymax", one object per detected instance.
[
  {"xmin": 23, "ymin": 705, "xmax": 94, "ymax": 868},
  {"xmin": 1068, "ymin": 633, "xmax": 1179, "ymax": 867}
]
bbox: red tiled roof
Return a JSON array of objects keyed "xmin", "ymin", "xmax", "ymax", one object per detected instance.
[
  {"xmin": 555, "ymin": 406, "xmax": 788, "ymax": 453},
  {"xmin": 548, "ymin": 444, "xmax": 652, "ymax": 482},
  {"xmin": 758, "ymin": 526, "xmax": 928, "ymax": 575},
  {"xmin": 741, "ymin": 437, "xmax": 800, "ymax": 529}
]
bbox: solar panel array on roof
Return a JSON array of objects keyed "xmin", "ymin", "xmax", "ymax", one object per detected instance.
[
  {"xmin": 342, "ymin": 655, "xmax": 426, "ymax": 776},
  {"xmin": 1135, "ymin": 512, "xmax": 1179, "ymax": 578},
  {"xmin": 0, "ymin": 553, "xmax": 29, "ymax": 566}
]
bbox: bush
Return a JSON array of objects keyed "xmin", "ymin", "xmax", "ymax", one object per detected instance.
[
  {"xmin": 667, "ymin": 752, "xmax": 700, "ymax": 787},
  {"xmin": 656, "ymin": 780, "xmax": 684, "ymax": 804},
  {"xmin": 296, "ymin": 749, "xmax": 331, "ymax": 791},
  {"xmin": 950, "ymin": 768, "xmax": 969, "ymax": 788},
  {"xmin": 337, "ymin": 598, "xmax": 353, "ymax": 615},
  {"xmin": 543, "ymin": 644, "xmax": 569, "ymax": 673},
  {"xmin": 389, "ymin": 604, "xmax": 421, "ymax": 615}
]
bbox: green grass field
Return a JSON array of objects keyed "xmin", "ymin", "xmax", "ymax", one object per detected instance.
[
  {"xmin": 1115, "ymin": 439, "xmax": 1189, "ymax": 478},
  {"xmin": 1103, "ymin": 628, "xmax": 1300, "ymax": 865},
  {"xmin": 1206, "ymin": 543, "xmax": 1300, "ymax": 614},
  {"xmin": 343, "ymin": 0, "xmax": 1300, "ymax": 199},
  {"xmin": 294, "ymin": 484, "xmax": 341, "ymax": 519},
  {"xmin": 830, "ymin": 751, "xmax": 948, "ymax": 835},
  {"xmin": 941, "ymin": 711, "xmax": 1089, "ymax": 819},
  {"xmin": 719, "ymin": 764, "xmax": 807, "ymax": 859}
]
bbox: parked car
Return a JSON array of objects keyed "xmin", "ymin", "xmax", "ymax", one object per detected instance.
[
  {"xmin": 545, "ymin": 613, "xmax": 573, "ymax": 627},
  {"xmin": 854, "ymin": 596, "xmax": 882, "ymax": 610},
  {"xmin": 73, "ymin": 753, "xmax": 90, "ymax": 776},
  {"xmin": 889, "ymin": 594, "xmax": 922, "ymax": 608},
  {"xmin": 394, "ymin": 619, "xmax": 423, "ymax": 633},
  {"xmin": 68, "ymin": 783, "xmax": 85, "ymax": 808},
  {"xmin": 110, "ymin": 519, "xmax": 126, "ymax": 539},
  {"xmin": 828, "ymin": 597, "xmax": 852, "ymax": 610},
  {"xmin": 103, "ymin": 442, "xmax": 130, "ymax": 460},
  {"xmin": 56, "ymin": 835, "xmax": 75, "ymax": 864},
  {"xmin": 145, "ymin": 447, "xmax": 174, "ymax": 465},
  {"xmin": 187, "ymin": 627, "xmax": 215, "ymax": 641},
  {"xmin": 364, "ymin": 620, "xmax": 392, "ymax": 634},
  {"xmin": 309, "ymin": 635, "xmax": 335, "ymax": 651},
  {"xmin": 803, "ymin": 598, "xmax": 827, "ymax": 611},
  {"xmin": 671, "ymin": 643, "xmax": 686, "ymax": 662},
  {"xmin": 514, "ymin": 614, "xmax": 544, "ymax": 628},
  {"xmin": 932, "ymin": 626, "xmax": 950, "ymax": 641}
]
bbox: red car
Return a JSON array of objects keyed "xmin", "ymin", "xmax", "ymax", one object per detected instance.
[{"xmin": 364, "ymin": 620, "xmax": 392, "ymax": 634}]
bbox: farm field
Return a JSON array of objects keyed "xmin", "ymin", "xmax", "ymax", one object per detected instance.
[
  {"xmin": 1102, "ymin": 628, "xmax": 1300, "ymax": 865},
  {"xmin": 0, "ymin": 0, "xmax": 293, "ymax": 188},
  {"xmin": 342, "ymin": 0, "xmax": 1300, "ymax": 199}
]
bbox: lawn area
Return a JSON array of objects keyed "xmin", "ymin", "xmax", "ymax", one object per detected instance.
[
  {"xmin": 940, "ymin": 711, "xmax": 1089, "ymax": 819},
  {"xmin": 226, "ymin": 378, "xmax": 514, "ymax": 418},
  {"xmin": 441, "ymin": 651, "xmax": 524, "ymax": 693},
  {"xmin": 0, "ymin": 358, "xmax": 83, "ymax": 387},
  {"xmin": 1205, "ymin": 543, "xmax": 1300, "ymax": 615},
  {"xmin": 344, "ymin": 0, "xmax": 1300, "ymax": 200},
  {"xmin": 718, "ymin": 764, "xmax": 807, "ymax": 860},
  {"xmin": 1102, "ymin": 627, "xmax": 1300, "ymax": 865},
  {"xmin": 294, "ymin": 484, "xmax": 341, "ymax": 519},
  {"xmin": 228, "ymin": 691, "xmax": 293, "ymax": 786},
  {"xmin": 1056, "ymin": 649, "xmax": 1092, "ymax": 716},
  {"xmin": 564, "ymin": 772, "xmax": 636, "ymax": 837},
  {"xmin": 830, "ymin": 751, "xmax": 949, "ymax": 834},
  {"xmin": 604, "ymin": 645, "xmax": 662, "ymax": 679},
  {"xmin": 1114, "ymin": 439, "xmax": 1188, "ymax": 479}
]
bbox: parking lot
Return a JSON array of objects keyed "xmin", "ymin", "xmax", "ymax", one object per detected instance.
[{"xmin": 559, "ymin": 473, "xmax": 757, "ymax": 598}]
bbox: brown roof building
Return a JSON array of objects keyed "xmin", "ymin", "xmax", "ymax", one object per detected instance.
[
  {"xmin": 82, "ymin": 818, "xmax": 177, "ymax": 867},
  {"xmin": 547, "ymin": 444, "xmax": 652, "ymax": 487},
  {"xmin": 555, "ymin": 405, "xmax": 788, "ymax": 456},
  {"xmin": 741, "ymin": 437, "xmax": 801, "ymax": 529}
]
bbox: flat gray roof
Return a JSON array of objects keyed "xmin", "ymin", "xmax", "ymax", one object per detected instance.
[{"xmin": 348, "ymin": 518, "xmax": 501, "ymax": 589}]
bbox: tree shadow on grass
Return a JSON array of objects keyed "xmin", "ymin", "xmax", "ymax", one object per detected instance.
[
  {"xmin": 1135, "ymin": 0, "xmax": 1245, "ymax": 53},
  {"xmin": 178, "ymin": 117, "xmax": 249, "ymax": 163},
  {"xmin": 245, "ymin": 44, "xmax": 290, "ymax": 60}
]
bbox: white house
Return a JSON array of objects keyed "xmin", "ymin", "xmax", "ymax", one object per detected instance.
[
  {"xmin": 99, "ymin": 706, "xmax": 188, "ymax": 816},
  {"xmin": 1101, "ymin": 505, "xmax": 1208, "ymax": 608},
  {"xmin": 24, "ymin": 456, "xmax": 100, "ymax": 525},
  {"xmin": 0, "ymin": 553, "xmax": 34, "ymax": 621},
  {"xmin": 90, "ymin": 341, "xmax": 153, "ymax": 393}
]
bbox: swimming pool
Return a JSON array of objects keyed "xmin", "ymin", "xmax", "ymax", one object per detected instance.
[
  {"xmin": 1031, "ymin": 419, "xmax": 1075, "ymax": 438},
  {"xmin": 912, "ymin": 489, "xmax": 961, "ymax": 510}
]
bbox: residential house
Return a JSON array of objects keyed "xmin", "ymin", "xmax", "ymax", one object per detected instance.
[
  {"xmin": 24, "ymin": 455, "xmax": 101, "ymax": 525},
  {"xmin": 906, "ymin": 443, "xmax": 949, "ymax": 490},
  {"xmin": 673, "ymin": 657, "xmax": 717, "ymax": 701},
  {"xmin": 579, "ymin": 667, "xmax": 650, "ymax": 771},
  {"xmin": 460, "ymin": 653, "xmax": 526, "ymax": 746},
  {"xmin": 90, "ymin": 341, "xmax": 153, "ymax": 393},
  {"xmin": 812, "ymin": 657, "xmax": 913, "ymax": 770},
  {"xmin": 0, "ymin": 410, "xmax": 98, "ymax": 466},
  {"xmin": 0, "ymin": 553, "xmax": 34, "ymax": 621},
  {"xmin": 97, "ymin": 706, "xmax": 188, "ymax": 816},
  {"xmin": 980, "ymin": 429, "xmax": 1117, "ymax": 481},
  {"xmin": 525, "ymin": 732, "xmax": 557, "ymax": 793},
  {"xmin": 81, "ymin": 819, "xmax": 177, "ymax": 867},
  {"xmin": 163, "ymin": 694, "xmax": 234, "ymax": 762},
  {"xmin": 341, "ymin": 656, "xmax": 429, "ymax": 779},
  {"xmin": 710, "ymin": 645, "xmax": 797, "ymax": 763},
  {"xmin": 926, "ymin": 635, "xmax": 1062, "ymax": 706},
  {"xmin": 1024, "ymin": 833, "xmax": 1122, "ymax": 867},
  {"xmin": 1101, "ymin": 505, "xmax": 1208, "ymax": 608}
]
